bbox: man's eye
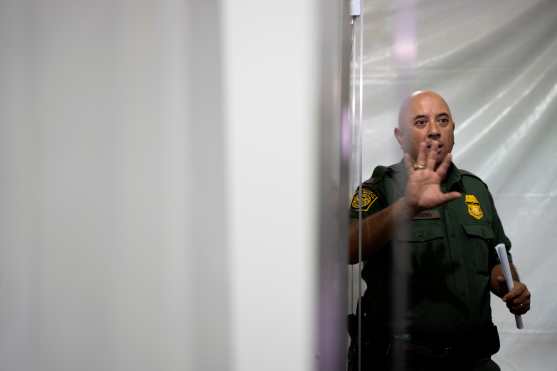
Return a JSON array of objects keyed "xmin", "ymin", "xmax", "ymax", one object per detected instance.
[
  {"xmin": 415, "ymin": 120, "xmax": 427, "ymax": 127},
  {"xmin": 438, "ymin": 117, "xmax": 450, "ymax": 126}
]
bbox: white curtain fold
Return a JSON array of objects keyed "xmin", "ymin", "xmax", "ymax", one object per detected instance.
[{"xmin": 353, "ymin": 0, "xmax": 557, "ymax": 369}]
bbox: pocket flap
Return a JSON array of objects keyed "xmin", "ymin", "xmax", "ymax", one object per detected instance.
[
  {"xmin": 397, "ymin": 224, "xmax": 444, "ymax": 242},
  {"xmin": 462, "ymin": 224, "xmax": 494, "ymax": 240}
]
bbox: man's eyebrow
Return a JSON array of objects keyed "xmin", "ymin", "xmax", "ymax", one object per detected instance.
[
  {"xmin": 436, "ymin": 112, "xmax": 449, "ymax": 118},
  {"xmin": 413, "ymin": 114, "xmax": 428, "ymax": 120}
]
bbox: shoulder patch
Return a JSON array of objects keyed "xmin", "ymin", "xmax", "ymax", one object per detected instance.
[{"xmin": 351, "ymin": 188, "xmax": 378, "ymax": 212}]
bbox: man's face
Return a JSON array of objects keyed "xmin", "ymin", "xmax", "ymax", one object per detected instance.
[{"xmin": 395, "ymin": 91, "xmax": 455, "ymax": 165}]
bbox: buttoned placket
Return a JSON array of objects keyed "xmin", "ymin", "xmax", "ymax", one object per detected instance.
[{"xmin": 442, "ymin": 167, "xmax": 473, "ymax": 316}]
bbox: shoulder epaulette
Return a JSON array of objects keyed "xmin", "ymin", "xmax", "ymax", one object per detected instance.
[
  {"xmin": 459, "ymin": 169, "xmax": 487, "ymax": 186},
  {"xmin": 362, "ymin": 166, "xmax": 389, "ymax": 187}
]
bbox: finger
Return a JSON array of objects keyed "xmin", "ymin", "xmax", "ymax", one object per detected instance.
[
  {"xmin": 510, "ymin": 296, "xmax": 530, "ymax": 314},
  {"xmin": 507, "ymin": 284, "xmax": 530, "ymax": 310},
  {"xmin": 503, "ymin": 284, "xmax": 525, "ymax": 302},
  {"xmin": 436, "ymin": 153, "xmax": 453, "ymax": 178},
  {"xmin": 503, "ymin": 290, "xmax": 518, "ymax": 302},
  {"xmin": 513, "ymin": 288, "xmax": 531, "ymax": 305},
  {"xmin": 507, "ymin": 290, "xmax": 529, "ymax": 308},
  {"xmin": 426, "ymin": 142, "xmax": 438, "ymax": 170},
  {"xmin": 510, "ymin": 302, "xmax": 529, "ymax": 315},
  {"xmin": 440, "ymin": 191, "xmax": 461, "ymax": 204},
  {"xmin": 404, "ymin": 153, "xmax": 414, "ymax": 174},
  {"xmin": 416, "ymin": 142, "xmax": 427, "ymax": 168}
]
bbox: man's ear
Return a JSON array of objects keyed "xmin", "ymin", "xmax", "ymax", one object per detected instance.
[{"xmin": 394, "ymin": 127, "xmax": 403, "ymax": 147}]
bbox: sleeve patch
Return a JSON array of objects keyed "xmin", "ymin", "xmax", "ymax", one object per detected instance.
[{"xmin": 351, "ymin": 188, "xmax": 378, "ymax": 212}]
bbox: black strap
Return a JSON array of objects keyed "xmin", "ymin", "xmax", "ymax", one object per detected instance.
[{"xmin": 402, "ymin": 324, "xmax": 500, "ymax": 359}]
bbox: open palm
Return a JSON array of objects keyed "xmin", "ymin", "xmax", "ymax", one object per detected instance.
[{"xmin": 404, "ymin": 142, "xmax": 461, "ymax": 212}]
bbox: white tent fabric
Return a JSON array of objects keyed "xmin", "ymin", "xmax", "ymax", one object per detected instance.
[{"xmin": 351, "ymin": 0, "xmax": 557, "ymax": 369}]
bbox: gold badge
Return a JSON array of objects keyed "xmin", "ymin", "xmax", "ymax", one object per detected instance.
[
  {"xmin": 465, "ymin": 194, "xmax": 484, "ymax": 220},
  {"xmin": 351, "ymin": 188, "xmax": 378, "ymax": 212}
]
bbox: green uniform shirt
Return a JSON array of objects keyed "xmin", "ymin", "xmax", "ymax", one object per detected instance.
[{"xmin": 351, "ymin": 160, "xmax": 512, "ymax": 335}]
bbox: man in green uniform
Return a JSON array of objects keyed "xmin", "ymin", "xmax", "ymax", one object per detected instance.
[{"xmin": 347, "ymin": 91, "xmax": 531, "ymax": 371}]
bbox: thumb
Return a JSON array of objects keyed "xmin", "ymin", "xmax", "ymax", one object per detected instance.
[
  {"xmin": 445, "ymin": 191, "xmax": 462, "ymax": 201},
  {"xmin": 441, "ymin": 192, "xmax": 461, "ymax": 203}
]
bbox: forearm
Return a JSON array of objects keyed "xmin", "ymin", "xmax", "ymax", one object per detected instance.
[{"xmin": 348, "ymin": 197, "xmax": 416, "ymax": 264}]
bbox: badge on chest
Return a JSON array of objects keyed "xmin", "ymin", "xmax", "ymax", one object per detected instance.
[{"xmin": 465, "ymin": 194, "xmax": 484, "ymax": 220}]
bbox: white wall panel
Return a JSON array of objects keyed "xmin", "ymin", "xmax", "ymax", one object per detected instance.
[{"xmin": 222, "ymin": 1, "xmax": 319, "ymax": 370}]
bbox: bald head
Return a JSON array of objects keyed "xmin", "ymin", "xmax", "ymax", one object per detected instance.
[
  {"xmin": 398, "ymin": 90, "xmax": 453, "ymax": 129},
  {"xmin": 394, "ymin": 90, "xmax": 455, "ymax": 164}
]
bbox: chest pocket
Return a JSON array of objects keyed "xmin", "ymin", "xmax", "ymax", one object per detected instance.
[
  {"xmin": 408, "ymin": 225, "xmax": 444, "ymax": 242},
  {"xmin": 396, "ymin": 223, "xmax": 445, "ymax": 274},
  {"xmin": 396, "ymin": 222, "xmax": 444, "ymax": 243},
  {"xmin": 462, "ymin": 223, "xmax": 494, "ymax": 274}
]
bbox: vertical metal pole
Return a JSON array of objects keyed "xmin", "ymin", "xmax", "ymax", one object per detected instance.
[
  {"xmin": 315, "ymin": 0, "xmax": 352, "ymax": 371},
  {"xmin": 350, "ymin": 2, "xmax": 363, "ymax": 370},
  {"xmin": 391, "ymin": 1, "xmax": 417, "ymax": 370}
]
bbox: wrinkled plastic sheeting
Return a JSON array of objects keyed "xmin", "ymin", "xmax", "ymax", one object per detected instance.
[{"xmin": 350, "ymin": 0, "xmax": 557, "ymax": 369}]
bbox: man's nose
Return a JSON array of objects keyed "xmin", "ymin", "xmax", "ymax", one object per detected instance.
[{"xmin": 427, "ymin": 122, "xmax": 441, "ymax": 140}]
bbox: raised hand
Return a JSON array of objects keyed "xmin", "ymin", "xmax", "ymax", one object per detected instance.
[{"xmin": 403, "ymin": 141, "xmax": 461, "ymax": 214}]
